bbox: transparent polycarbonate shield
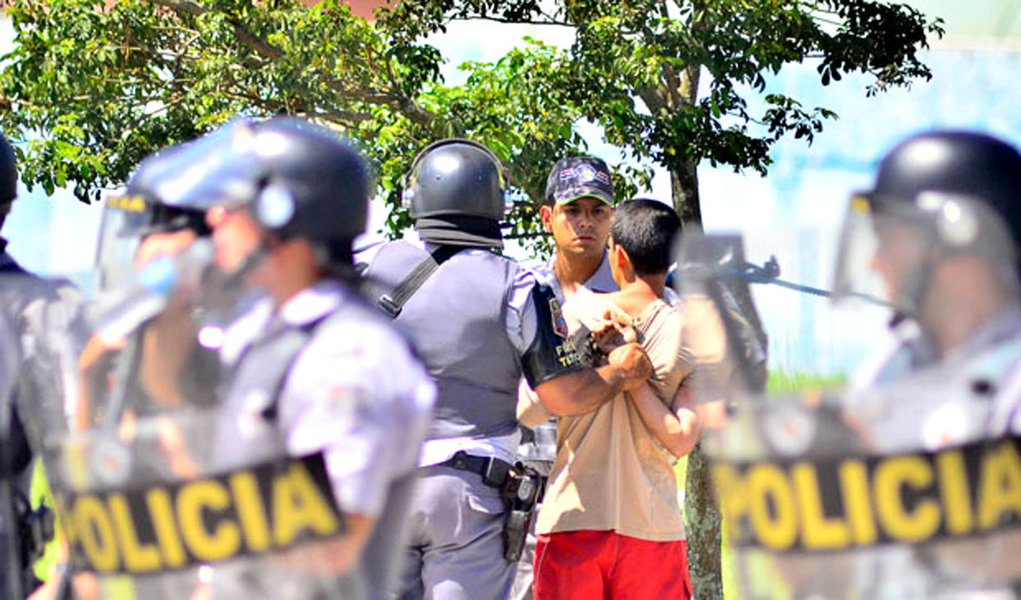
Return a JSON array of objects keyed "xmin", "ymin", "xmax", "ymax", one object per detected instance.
[
  {"xmin": 671, "ymin": 228, "xmax": 776, "ymax": 405},
  {"xmin": 832, "ymin": 192, "xmax": 1019, "ymax": 318},
  {"xmin": 42, "ymin": 396, "xmax": 361, "ymax": 599},
  {"xmin": 0, "ymin": 308, "xmax": 25, "ymax": 600},
  {"xmin": 673, "ymin": 229, "xmax": 1021, "ymax": 598},
  {"xmin": 712, "ymin": 387, "xmax": 1021, "ymax": 600},
  {"xmin": 13, "ymin": 227, "xmax": 357, "ymax": 598},
  {"xmin": 94, "ymin": 197, "xmax": 148, "ymax": 295}
]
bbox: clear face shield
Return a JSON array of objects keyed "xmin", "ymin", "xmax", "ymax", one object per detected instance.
[
  {"xmin": 94, "ymin": 194, "xmax": 152, "ymax": 294},
  {"xmin": 832, "ymin": 192, "xmax": 1019, "ymax": 319}
]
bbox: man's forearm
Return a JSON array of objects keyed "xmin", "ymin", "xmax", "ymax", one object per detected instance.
[
  {"xmin": 534, "ymin": 341, "xmax": 652, "ymax": 417},
  {"xmin": 534, "ymin": 366, "xmax": 622, "ymax": 417},
  {"xmin": 628, "ymin": 383, "xmax": 701, "ymax": 458}
]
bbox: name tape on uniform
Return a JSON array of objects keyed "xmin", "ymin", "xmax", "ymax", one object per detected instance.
[
  {"xmin": 55, "ymin": 452, "xmax": 343, "ymax": 575},
  {"xmin": 714, "ymin": 434, "xmax": 1021, "ymax": 552}
]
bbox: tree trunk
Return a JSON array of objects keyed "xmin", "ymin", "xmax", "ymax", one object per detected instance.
[
  {"xmin": 676, "ymin": 157, "xmax": 723, "ymax": 600},
  {"xmin": 686, "ymin": 444, "xmax": 723, "ymax": 600},
  {"xmin": 672, "ymin": 58, "xmax": 722, "ymax": 600},
  {"xmin": 671, "ymin": 58, "xmax": 703, "ymax": 229},
  {"xmin": 670, "ymin": 159, "xmax": 702, "ymax": 228}
]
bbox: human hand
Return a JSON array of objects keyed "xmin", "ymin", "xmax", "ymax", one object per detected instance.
[
  {"xmin": 76, "ymin": 334, "xmax": 127, "ymax": 431},
  {"xmin": 606, "ymin": 342, "xmax": 652, "ymax": 391},
  {"xmin": 134, "ymin": 229, "xmax": 198, "ymax": 270},
  {"xmin": 590, "ymin": 310, "xmax": 637, "ymax": 355}
]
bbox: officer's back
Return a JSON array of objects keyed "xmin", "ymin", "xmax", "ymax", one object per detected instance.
[{"xmin": 363, "ymin": 139, "xmax": 653, "ymax": 600}]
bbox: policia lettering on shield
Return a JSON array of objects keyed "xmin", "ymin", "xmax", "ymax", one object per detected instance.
[
  {"xmin": 57, "ymin": 118, "xmax": 435, "ymax": 600},
  {"xmin": 360, "ymin": 139, "xmax": 653, "ymax": 600}
]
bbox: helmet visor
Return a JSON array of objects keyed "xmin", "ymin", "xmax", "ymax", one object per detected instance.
[{"xmin": 831, "ymin": 194, "xmax": 930, "ymax": 315}]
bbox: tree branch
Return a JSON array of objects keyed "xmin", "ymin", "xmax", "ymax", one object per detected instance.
[
  {"xmin": 453, "ymin": 15, "xmax": 571, "ymax": 26},
  {"xmin": 146, "ymin": 0, "xmax": 434, "ymax": 125},
  {"xmin": 147, "ymin": 0, "xmax": 284, "ymax": 59}
]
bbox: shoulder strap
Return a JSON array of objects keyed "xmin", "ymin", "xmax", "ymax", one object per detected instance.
[
  {"xmin": 378, "ymin": 245, "xmax": 461, "ymax": 318},
  {"xmin": 258, "ymin": 312, "xmax": 332, "ymax": 422}
]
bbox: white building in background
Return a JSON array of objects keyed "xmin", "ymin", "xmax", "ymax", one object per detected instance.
[{"xmin": 2, "ymin": 1, "xmax": 1019, "ymax": 374}]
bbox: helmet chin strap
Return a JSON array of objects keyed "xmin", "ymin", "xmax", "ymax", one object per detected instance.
[
  {"xmin": 898, "ymin": 243, "xmax": 940, "ymax": 325},
  {"xmin": 223, "ymin": 233, "xmax": 275, "ymax": 289}
]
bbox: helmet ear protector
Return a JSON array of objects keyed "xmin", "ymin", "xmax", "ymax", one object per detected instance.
[
  {"xmin": 251, "ymin": 176, "xmax": 298, "ymax": 236},
  {"xmin": 400, "ymin": 138, "xmax": 508, "ymax": 210}
]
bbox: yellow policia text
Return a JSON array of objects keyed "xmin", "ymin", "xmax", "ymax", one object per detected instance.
[
  {"xmin": 54, "ymin": 453, "xmax": 343, "ymax": 575},
  {"xmin": 713, "ymin": 436, "xmax": 1021, "ymax": 552}
]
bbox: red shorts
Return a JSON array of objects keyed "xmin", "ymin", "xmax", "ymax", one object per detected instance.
[{"xmin": 533, "ymin": 530, "xmax": 693, "ymax": 600}]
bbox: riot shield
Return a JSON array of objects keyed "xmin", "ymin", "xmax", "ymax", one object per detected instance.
[
  {"xmin": 39, "ymin": 402, "xmax": 364, "ymax": 599},
  {"xmin": 0, "ymin": 259, "xmax": 91, "ymax": 600},
  {"xmin": 675, "ymin": 229, "xmax": 1021, "ymax": 599},
  {"xmin": 16, "ymin": 225, "xmax": 362, "ymax": 598}
]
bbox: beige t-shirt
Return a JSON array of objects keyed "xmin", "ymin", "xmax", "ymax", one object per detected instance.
[{"xmin": 524, "ymin": 288, "xmax": 694, "ymax": 541}]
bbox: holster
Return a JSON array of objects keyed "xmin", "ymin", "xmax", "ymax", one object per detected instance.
[
  {"xmin": 438, "ymin": 452, "xmax": 544, "ymax": 562},
  {"xmin": 500, "ymin": 463, "xmax": 542, "ymax": 562}
]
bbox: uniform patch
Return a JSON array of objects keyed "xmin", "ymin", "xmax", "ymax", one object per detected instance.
[{"xmin": 549, "ymin": 297, "xmax": 569, "ymax": 339}]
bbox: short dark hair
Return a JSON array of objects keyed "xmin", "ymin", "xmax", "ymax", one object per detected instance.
[{"xmin": 610, "ymin": 198, "xmax": 680, "ymax": 275}]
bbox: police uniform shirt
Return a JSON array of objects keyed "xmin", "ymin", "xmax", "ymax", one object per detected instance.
[
  {"xmin": 219, "ymin": 279, "xmax": 436, "ymax": 518},
  {"xmin": 516, "ymin": 254, "xmax": 615, "ymax": 445},
  {"xmin": 535, "ymin": 251, "xmax": 617, "ymax": 303},
  {"xmin": 847, "ymin": 303, "xmax": 1021, "ymax": 452},
  {"xmin": 417, "ymin": 248, "xmax": 547, "ymax": 468},
  {"xmin": 359, "ymin": 234, "xmax": 565, "ymax": 468}
]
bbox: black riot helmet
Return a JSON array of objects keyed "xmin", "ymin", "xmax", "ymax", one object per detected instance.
[
  {"xmin": 0, "ymin": 131, "xmax": 18, "ymax": 226},
  {"xmin": 862, "ymin": 130, "xmax": 1021, "ymax": 246},
  {"xmin": 833, "ymin": 130, "xmax": 1021, "ymax": 315},
  {"xmin": 113, "ymin": 152, "xmax": 212, "ymax": 238},
  {"xmin": 403, "ymin": 139, "xmax": 507, "ymax": 248},
  {"xmin": 156, "ymin": 117, "xmax": 370, "ymax": 253}
]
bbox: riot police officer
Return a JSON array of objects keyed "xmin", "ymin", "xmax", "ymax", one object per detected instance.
[
  {"xmin": 138, "ymin": 117, "xmax": 436, "ymax": 599},
  {"xmin": 835, "ymin": 130, "xmax": 1021, "ymax": 440},
  {"xmin": 0, "ymin": 130, "xmax": 87, "ymax": 600},
  {"xmin": 360, "ymin": 139, "xmax": 653, "ymax": 600},
  {"xmin": 833, "ymin": 130, "xmax": 1021, "ymax": 597}
]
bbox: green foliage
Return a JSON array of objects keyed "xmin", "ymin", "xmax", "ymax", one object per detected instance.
[
  {"xmin": 0, "ymin": 0, "xmax": 942, "ymax": 250},
  {"xmin": 0, "ymin": 3, "xmax": 942, "ymax": 596}
]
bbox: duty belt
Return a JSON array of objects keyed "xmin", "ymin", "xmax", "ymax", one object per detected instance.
[{"xmin": 438, "ymin": 451, "xmax": 512, "ymax": 489}]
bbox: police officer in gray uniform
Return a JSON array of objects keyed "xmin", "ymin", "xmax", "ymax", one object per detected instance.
[
  {"xmin": 835, "ymin": 130, "xmax": 1021, "ymax": 598},
  {"xmin": 0, "ymin": 130, "xmax": 87, "ymax": 599},
  {"xmin": 361, "ymin": 139, "xmax": 653, "ymax": 600},
  {"xmin": 0, "ymin": 131, "xmax": 89, "ymax": 434},
  {"xmin": 131, "ymin": 118, "xmax": 435, "ymax": 599}
]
